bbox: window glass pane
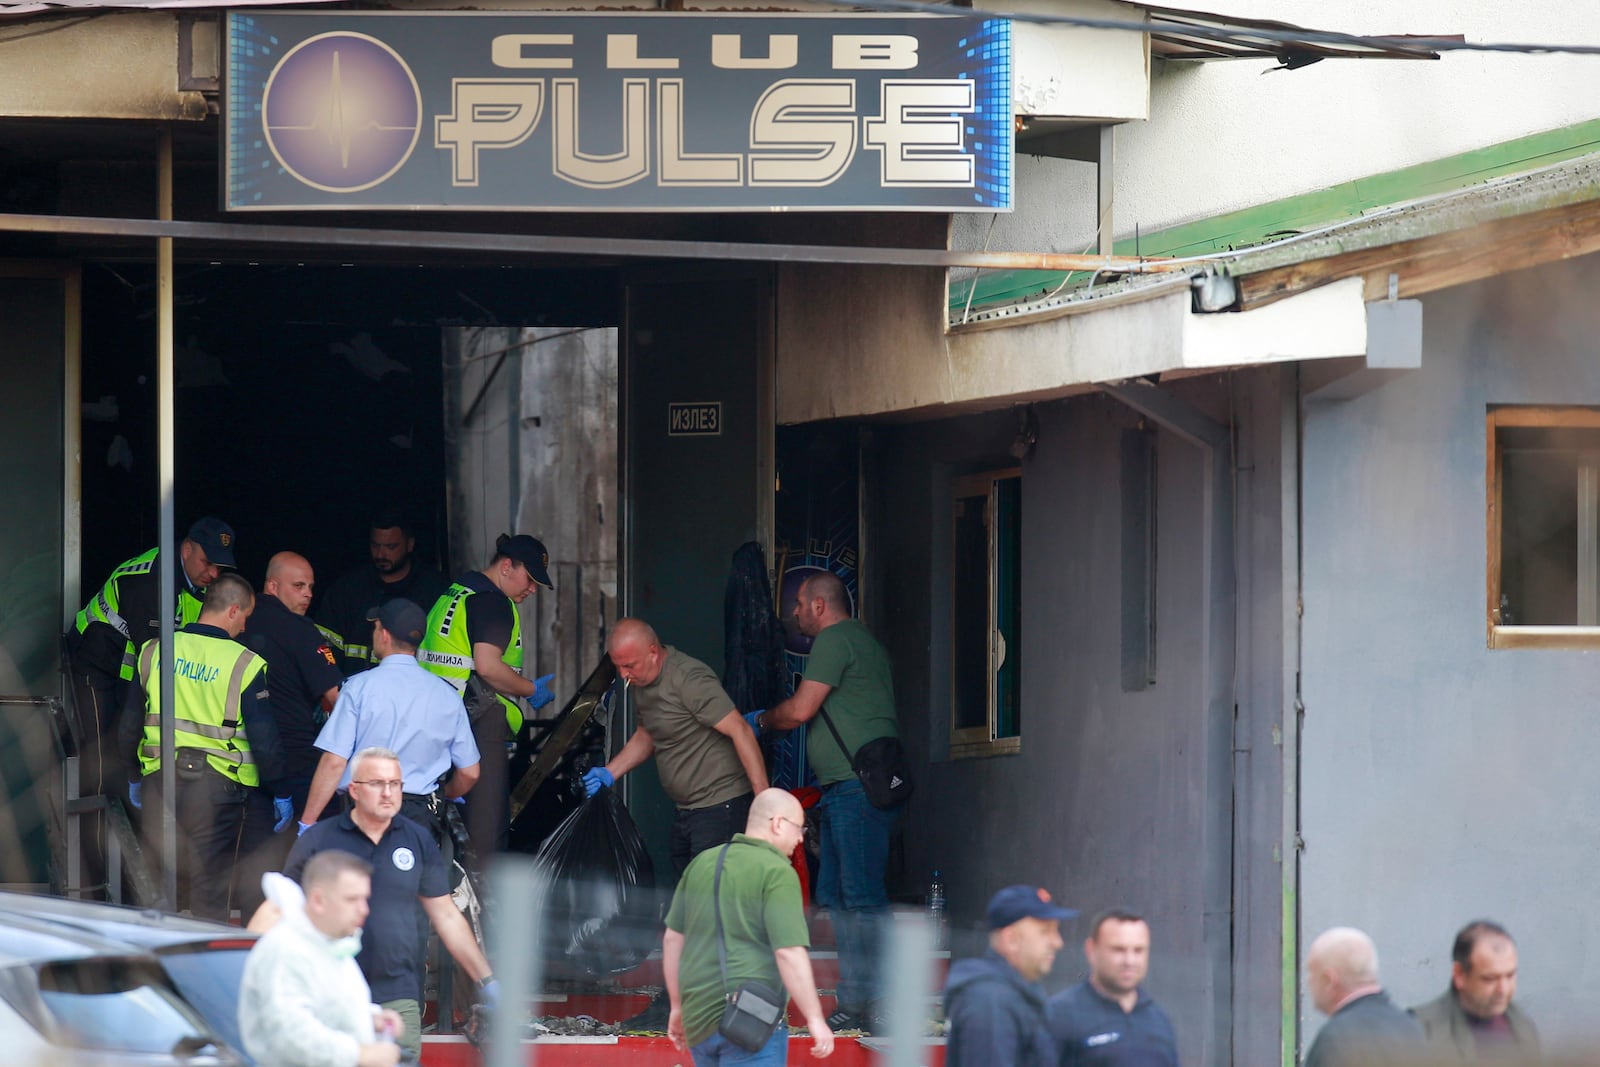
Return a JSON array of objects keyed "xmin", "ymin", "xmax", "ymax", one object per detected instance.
[
  {"xmin": 160, "ymin": 948, "xmax": 250, "ymax": 1055},
  {"xmin": 994, "ymin": 476, "xmax": 1022, "ymax": 739},
  {"xmin": 1499, "ymin": 426, "xmax": 1600, "ymax": 625},
  {"xmin": 952, "ymin": 490, "xmax": 989, "ymax": 732},
  {"xmin": 37, "ymin": 959, "xmax": 210, "ymax": 1053}
]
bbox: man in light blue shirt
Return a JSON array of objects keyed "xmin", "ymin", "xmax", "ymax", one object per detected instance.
[{"xmin": 296, "ymin": 598, "xmax": 481, "ymax": 835}]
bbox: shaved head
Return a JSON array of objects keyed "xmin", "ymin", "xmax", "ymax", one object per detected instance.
[
  {"xmin": 607, "ymin": 618, "xmax": 666, "ymax": 686},
  {"xmin": 263, "ymin": 551, "xmax": 315, "ymax": 615},
  {"xmin": 748, "ymin": 787, "xmax": 803, "ymax": 829},
  {"xmin": 744, "ymin": 788, "xmax": 806, "ymax": 855},
  {"xmin": 608, "ymin": 618, "xmax": 660, "ymax": 654}
]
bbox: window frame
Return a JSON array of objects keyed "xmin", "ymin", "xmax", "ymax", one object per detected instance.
[
  {"xmin": 949, "ymin": 466, "xmax": 1022, "ymax": 759},
  {"xmin": 1486, "ymin": 405, "xmax": 1600, "ymax": 649}
]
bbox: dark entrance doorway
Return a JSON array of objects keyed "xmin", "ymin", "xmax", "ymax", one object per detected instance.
[{"xmin": 76, "ymin": 262, "xmax": 616, "ymax": 588}]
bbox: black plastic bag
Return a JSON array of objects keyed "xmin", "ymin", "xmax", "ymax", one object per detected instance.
[{"xmin": 533, "ymin": 788, "xmax": 663, "ymax": 978}]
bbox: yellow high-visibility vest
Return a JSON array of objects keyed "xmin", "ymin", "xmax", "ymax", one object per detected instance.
[
  {"xmin": 417, "ymin": 583, "xmax": 525, "ymax": 734},
  {"xmin": 137, "ymin": 630, "xmax": 265, "ymax": 787}
]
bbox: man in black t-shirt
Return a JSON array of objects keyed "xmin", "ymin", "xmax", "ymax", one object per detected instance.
[
  {"xmin": 316, "ymin": 514, "xmax": 449, "ymax": 676},
  {"xmin": 418, "ymin": 534, "xmax": 556, "ymax": 853},
  {"xmin": 237, "ymin": 552, "xmax": 345, "ymax": 902},
  {"xmin": 249, "ymin": 747, "xmax": 495, "ymax": 1060},
  {"xmin": 242, "ymin": 552, "xmax": 344, "ymax": 823}
]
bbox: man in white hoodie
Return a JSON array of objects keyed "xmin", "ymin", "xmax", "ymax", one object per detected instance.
[{"xmin": 239, "ymin": 851, "xmax": 405, "ymax": 1067}]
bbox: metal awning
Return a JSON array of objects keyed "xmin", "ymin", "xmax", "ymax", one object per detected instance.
[
  {"xmin": 0, "ymin": 0, "xmax": 1465, "ymax": 61},
  {"xmin": 1146, "ymin": 5, "xmax": 1456, "ymax": 65}
]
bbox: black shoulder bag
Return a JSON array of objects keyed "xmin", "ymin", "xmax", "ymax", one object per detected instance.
[
  {"xmin": 816, "ymin": 708, "xmax": 914, "ymax": 809},
  {"xmin": 712, "ymin": 844, "xmax": 788, "ymax": 1052}
]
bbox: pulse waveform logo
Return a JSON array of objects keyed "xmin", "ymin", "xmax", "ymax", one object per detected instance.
[{"xmin": 262, "ymin": 32, "xmax": 422, "ymax": 194}]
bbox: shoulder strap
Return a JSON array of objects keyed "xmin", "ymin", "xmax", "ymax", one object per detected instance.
[
  {"xmin": 816, "ymin": 706, "xmax": 857, "ymax": 764},
  {"xmin": 712, "ymin": 843, "xmax": 734, "ymax": 998}
]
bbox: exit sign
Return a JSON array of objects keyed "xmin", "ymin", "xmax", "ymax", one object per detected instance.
[{"xmin": 668, "ymin": 402, "xmax": 722, "ymax": 437}]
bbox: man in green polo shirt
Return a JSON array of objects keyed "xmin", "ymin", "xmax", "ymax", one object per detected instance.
[
  {"xmin": 663, "ymin": 788, "xmax": 835, "ymax": 1066},
  {"xmin": 752, "ymin": 570, "xmax": 901, "ymax": 1034}
]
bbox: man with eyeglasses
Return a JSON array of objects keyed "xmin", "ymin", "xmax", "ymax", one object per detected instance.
[
  {"xmin": 663, "ymin": 788, "xmax": 834, "ymax": 1067},
  {"xmin": 251, "ymin": 746, "xmax": 496, "ymax": 1061}
]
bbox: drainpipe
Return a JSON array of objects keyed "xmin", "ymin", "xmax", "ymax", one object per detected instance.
[
  {"xmin": 1096, "ymin": 379, "xmax": 1236, "ymax": 1067},
  {"xmin": 1279, "ymin": 367, "xmax": 1304, "ymax": 1067},
  {"xmin": 156, "ymin": 129, "xmax": 178, "ymax": 909}
]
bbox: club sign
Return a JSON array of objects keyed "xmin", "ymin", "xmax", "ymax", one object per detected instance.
[{"xmin": 225, "ymin": 12, "xmax": 1011, "ymax": 212}]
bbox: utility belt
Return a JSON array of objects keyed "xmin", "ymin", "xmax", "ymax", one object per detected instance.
[
  {"xmin": 158, "ymin": 748, "xmax": 249, "ymax": 789},
  {"xmin": 399, "ymin": 791, "xmax": 448, "ymax": 844}
]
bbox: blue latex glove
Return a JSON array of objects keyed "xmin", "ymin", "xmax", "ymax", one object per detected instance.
[
  {"xmin": 581, "ymin": 767, "xmax": 614, "ymax": 797},
  {"xmin": 127, "ymin": 781, "xmax": 142, "ymax": 810},
  {"xmin": 273, "ymin": 797, "xmax": 294, "ymax": 833},
  {"xmin": 530, "ymin": 673, "xmax": 556, "ymax": 711},
  {"xmin": 296, "ymin": 820, "xmax": 315, "ymax": 837},
  {"xmin": 451, "ymin": 796, "xmax": 466, "ymax": 805},
  {"xmin": 479, "ymin": 979, "xmax": 500, "ymax": 1009},
  {"xmin": 744, "ymin": 709, "xmax": 765, "ymax": 733}
]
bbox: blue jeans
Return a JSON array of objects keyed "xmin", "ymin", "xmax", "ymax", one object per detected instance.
[
  {"xmin": 814, "ymin": 778, "xmax": 897, "ymax": 1012},
  {"xmin": 690, "ymin": 1025, "xmax": 788, "ymax": 1067}
]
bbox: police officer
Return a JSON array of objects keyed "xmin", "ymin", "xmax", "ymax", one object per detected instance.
[
  {"xmin": 119, "ymin": 571, "xmax": 284, "ymax": 921},
  {"xmin": 315, "ymin": 512, "xmax": 449, "ymax": 676},
  {"xmin": 417, "ymin": 533, "xmax": 556, "ymax": 852},
  {"xmin": 240, "ymin": 551, "xmax": 343, "ymax": 850},
  {"xmin": 66, "ymin": 516, "xmax": 237, "ymax": 799}
]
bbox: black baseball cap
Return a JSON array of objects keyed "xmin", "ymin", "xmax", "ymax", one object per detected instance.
[
  {"xmin": 367, "ymin": 598, "xmax": 427, "ymax": 645},
  {"xmin": 185, "ymin": 517, "xmax": 237, "ymax": 569},
  {"xmin": 496, "ymin": 533, "xmax": 554, "ymax": 589},
  {"xmin": 986, "ymin": 885, "xmax": 1078, "ymax": 930}
]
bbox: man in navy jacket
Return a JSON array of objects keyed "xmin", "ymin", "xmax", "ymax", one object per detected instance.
[
  {"xmin": 1049, "ymin": 909, "xmax": 1179, "ymax": 1067},
  {"xmin": 945, "ymin": 885, "xmax": 1077, "ymax": 1067}
]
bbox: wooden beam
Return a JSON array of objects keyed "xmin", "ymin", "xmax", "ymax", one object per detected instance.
[{"xmin": 1238, "ymin": 196, "xmax": 1600, "ymax": 310}]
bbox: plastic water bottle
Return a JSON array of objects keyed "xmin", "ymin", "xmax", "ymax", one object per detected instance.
[{"xmin": 928, "ymin": 870, "xmax": 947, "ymax": 950}]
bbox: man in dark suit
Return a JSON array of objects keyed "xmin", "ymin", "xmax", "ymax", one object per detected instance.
[{"xmin": 1303, "ymin": 926, "xmax": 1423, "ymax": 1067}]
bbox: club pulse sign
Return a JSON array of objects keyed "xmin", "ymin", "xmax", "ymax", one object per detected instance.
[{"xmin": 224, "ymin": 12, "xmax": 1011, "ymax": 212}]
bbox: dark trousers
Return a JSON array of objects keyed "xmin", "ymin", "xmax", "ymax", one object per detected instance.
[
  {"xmin": 464, "ymin": 699, "xmax": 509, "ymax": 859},
  {"xmin": 141, "ymin": 759, "xmax": 254, "ymax": 921},
  {"xmin": 670, "ymin": 791, "xmax": 754, "ymax": 877},
  {"xmin": 63, "ymin": 664, "xmax": 125, "ymax": 896},
  {"xmin": 230, "ymin": 789, "xmax": 281, "ymax": 921}
]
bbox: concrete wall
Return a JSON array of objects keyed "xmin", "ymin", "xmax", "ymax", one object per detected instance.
[
  {"xmin": 957, "ymin": 3, "xmax": 1600, "ymax": 258},
  {"xmin": 0, "ymin": 13, "xmax": 207, "ymax": 121},
  {"xmin": 866, "ymin": 371, "xmax": 1289, "ymax": 1067},
  {"xmin": 1298, "ymin": 251, "xmax": 1600, "ymax": 1050}
]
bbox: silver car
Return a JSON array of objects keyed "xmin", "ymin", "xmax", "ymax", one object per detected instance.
[{"xmin": 0, "ymin": 902, "xmax": 246, "ymax": 1067}]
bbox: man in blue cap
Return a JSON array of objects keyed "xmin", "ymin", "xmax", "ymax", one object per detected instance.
[
  {"xmin": 297, "ymin": 598, "xmax": 481, "ymax": 837},
  {"xmin": 945, "ymin": 884, "xmax": 1076, "ymax": 1067}
]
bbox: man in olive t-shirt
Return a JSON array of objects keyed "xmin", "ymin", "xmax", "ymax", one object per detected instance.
[
  {"xmin": 587, "ymin": 617, "xmax": 769, "ymax": 874},
  {"xmin": 755, "ymin": 570, "xmax": 901, "ymax": 1033},
  {"xmin": 663, "ymin": 788, "xmax": 834, "ymax": 1065}
]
